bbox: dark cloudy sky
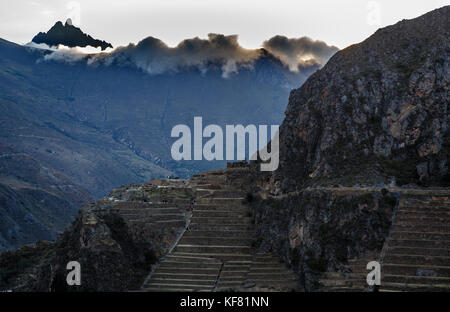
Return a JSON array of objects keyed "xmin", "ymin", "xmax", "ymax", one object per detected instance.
[{"xmin": 0, "ymin": 0, "xmax": 447, "ymax": 49}]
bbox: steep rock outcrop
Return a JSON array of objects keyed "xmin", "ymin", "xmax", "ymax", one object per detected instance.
[
  {"xmin": 250, "ymin": 189, "xmax": 398, "ymax": 291},
  {"xmin": 276, "ymin": 6, "xmax": 449, "ymax": 191},
  {"xmin": 0, "ymin": 181, "xmax": 191, "ymax": 291}
]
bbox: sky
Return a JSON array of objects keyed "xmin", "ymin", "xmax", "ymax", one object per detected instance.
[{"xmin": 0, "ymin": 0, "xmax": 448, "ymax": 49}]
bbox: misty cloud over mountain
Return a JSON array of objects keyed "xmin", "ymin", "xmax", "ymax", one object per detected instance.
[
  {"xmin": 263, "ymin": 35, "xmax": 339, "ymax": 71},
  {"xmin": 35, "ymin": 30, "xmax": 338, "ymax": 77}
]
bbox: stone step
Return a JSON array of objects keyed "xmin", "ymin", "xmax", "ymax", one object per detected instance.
[
  {"xmin": 112, "ymin": 202, "xmax": 178, "ymax": 209},
  {"xmin": 195, "ymin": 189, "xmax": 214, "ymax": 197},
  {"xmin": 219, "ymin": 270, "xmax": 250, "ymax": 277},
  {"xmin": 392, "ymin": 224, "xmax": 450, "ymax": 233},
  {"xmin": 390, "ymin": 231, "xmax": 450, "ymax": 241},
  {"xmin": 218, "ymin": 276, "xmax": 247, "ymax": 282},
  {"xmin": 252, "ymin": 257, "xmax": 288, "ymax": 264},
  {"xmin": 321, "ymin": 272, "xmax": 366, "ymax": 280},
  {"xmin": 249, "ymin": 268, "xmax": 293, "ymax": 276},
  {"xmin": 323, "ymin": 286, "xmax": 366, "ymax": 292},
  {"xmin": 395, "ymin": 218, "xmax": 450, "ymax": 225},
  {"xmin": 388, "ymin": 238, "xmax": 450, "ymax": 249},
  {"xmin": 398, "ymin": 206, "xmax": 450, "ymax": 213},
  {"xmin": 384, "ymin": 254, "xmax": 450, "ymax": 266},
  {"xmin": 382, "ymin": 274, "xmax": 450, "ymax": 285},
  {"xmin": 127, "ymin": 219, "xmax": 185, "ymax": 226},
  {"xmin": 382, "ymin": 263, "xmax": 450, "ymax": 276},
  {"xmin": 396, "ymin": 210, "xmax": 450, "ymax": 217},
  {"xmin": 203, "ymin": 190, "xmax": 246, "ymax": 198},
  {"xmin": 156, "ymin": 267, "xmax": 220, "ymax": 275},
  {"xmin": 215, "ymin": 281, "xmax": 243, "ymax": 288},
  {"xmin": 193, "ymin": 211, "xmax": 250, "ymax": 218},
  {"xmin": 170, "ymin": 252, "xmax": 253, "ymax": 262},
  {"xmin": 249, "ymin": 263, "xmax": 292, "ymax": 270},
  {"xmin": 115, "ymin": 207, "xmax": 181, "ymax": 214},
  {"xmin": 403, "ymin": 202, "xmax": 450, "ymax": 208},
  {"xmin": 387, "ymin": 246, "xmax": 450, "ymax": 257},
  {"xmin": 347, "ymin": 258, "xmax": 380, "ymax": 266},
  {"xmin": 190, "ymin": 216, "xmax": 252, "ymax": 224},
  {"xmin": 250, "ymin": 280, "xmax": 298, "ymax": 287},
  {"xmin": 174, "ymin": 244, "xmax": 252, "ymax": 254},
  {"xmin": 194, "ymin": 205, "xmax": 248, "ymax": 212},
  {"xmin": 320, "ymin": 279, "xmax": 366, "ymax": 288},
  {"xmin": 319, "ymin": 272, "xmax": 450, "ymax": 287},
  {"xmin": 178, "ymin": 236, "xmax": 254, "ymax": 245},
  {"xmin": 380, "ymin": 282, "xmax": 450, "ymax": 292},
  {"xmin": 247, "ymin": 272, "xmax": 296, "ymax": 279},
  {"xmin": 196, "ymin": 198, "xmax": 245, "ymax": 205},
  {"xmin": 149, "ymin": 278, "xmax": 215, "ymax": 286},
  {"xmin": 187, "ymin": 230, "xmax": 256, "ymax": 237},
  {"xmin": 159, "ymin": 261, "xmax": 221, "ymax": 269},
  {"xmin": 164, "ymin": 253, "xmax": 222, "ymax": 263},
  {"xmin": 143, "ymin": 287, "xmax": 203, "ymax": 292},
  {"xmin": 189, "ymin": 223, "xmax": 254, "ymax": 231},
  {"xmin": 152, "ymin": 273, "xmax": 218, "ymax": 280},
  {"xmin": 121, "ymin": 214, "xmax": 185, "ymax": 221},
  {"xmin": 144, "ymin": 283, "xmax": 214, "ymax": 291}
]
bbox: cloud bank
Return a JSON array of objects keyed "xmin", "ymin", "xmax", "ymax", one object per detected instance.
[
  {"xmin": 263, "ymin": 36, "xmax": 339, "ymax": 72},
  {"xmin": 31, "ymin": 34, "xmax": 338, "ymax": 77}
]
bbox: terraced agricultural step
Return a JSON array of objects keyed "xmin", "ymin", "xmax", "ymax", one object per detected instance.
[
  {"xmin": 121, "ymin": 214, "xmax": 185, "ymax": 221},
  {"xmin": 390, "ymin": 231, "xmax": 450, "ymax": 241},
  {"xmin": 144, "ymin": 283, "xmax": 214, "ymax": 291},
  {"xmin": 150, "ymin": 278, "xmax": 216, "ymax": 285},
  {"xmin": 142, "ymin": 174, "xmax": 298, "ymax": 292},
  {"xmin": 159, "ymin": 261, "xmax": 222, "ymax": 269},
  {"xmin": 395, "ymin": 216, "xmax": 450, "ymax": 224},
  {"xmin": 115, "ymin": 207, "xmax": 182, "ymax": 214},
  {"xmin": 397, "ymin": 206, "xmax": 450, "ymax": 213},
  {"xmin": 320, "ymin": 279, "xmax": 367, "ymax": 288},
  {"xmin": 196, "ymin": 198, "xmax": 245, "ymax": 205},
  {"xmin": 152, "ymin": 273, "xmax": 218, "ymax": 280},
  {"xmin": 384, "ymin": 254, "xmax": 450, "ymax": 266},
  {"xmin": 388, "ymin": 238, "xmax": 450, "ymax": 249},
  {"xmin": 193, "ymin": 211, "xmax": 250, "ymax": 218},
  {"xmin": 156, "ymin": 267, "xmax": 220, "ymax": 275},
  {"xmin": 396, "ymin": 210, "xmax": 450, "ymax": 217},
  {"xmin": 381, "ymin": 263, "xmax": 450, "ymax": 276},
  {"xmin": 380, "ymin": 282, "xmax": 450, "ymax": 292},
  {"xmin": 186, "ymin": 230, "xmax": 256, "ymax": 237},
  {"xmin": 189, "ymin": 224, "xmax": 254, "ymax": 231},
  {"xmin": 178, "ymin": 236, "xmax": 254, "ymax": 245},
  {"xmin": 190, "ymin": 216, "xmax": 252, "ymax": 224},
  {"xmin": 387, "ymin": 246, "xmax": 450, "ymax": 257},
  {"xmin": 392, "ymin": 224, "xmax": 450, "ymax": 233},
  {"xmin": 174, "ymin": 244, "xmax": 252, "ymax": 254},
  {"xmin": 127, "ymin": 219, "xmax": 185, "ymax": 226},
  {"xmin": 169, "ymin": 252, "xmax": 253, "ymax": 262},
  {"xmin": 382, "ymin": 274, "xmax": 450, "ymax": 285}
]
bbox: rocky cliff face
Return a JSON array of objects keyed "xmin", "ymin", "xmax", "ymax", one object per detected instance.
[
  {"xmin": 276, "ymin": 6, "xmax": 449, "ymax": 192},
  {"xmin": 250, "ymin": 189, "xmax": 398, "ymax": 291}
]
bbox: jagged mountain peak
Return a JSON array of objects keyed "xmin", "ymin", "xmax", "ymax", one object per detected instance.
[{"xmin": 32, "ymin": 20, "xmax": 113, "ymax": 50}]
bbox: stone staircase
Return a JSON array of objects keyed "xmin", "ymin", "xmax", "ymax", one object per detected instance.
[
  {"xmin": 380, "ymin": 194, "xmax": 450, "ymax": 292},
  {"xmin": 319, "ymin": 191, "xmax": 450, "ymax": 292},
  {"xmin": 141, "ymin": 170, "xmax": 298, "ymax": 292}
]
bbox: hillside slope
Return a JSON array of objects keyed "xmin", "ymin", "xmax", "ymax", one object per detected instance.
[{"xmin": 0, "ymin": 143, "xmax": 92, "ymax": 252}]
